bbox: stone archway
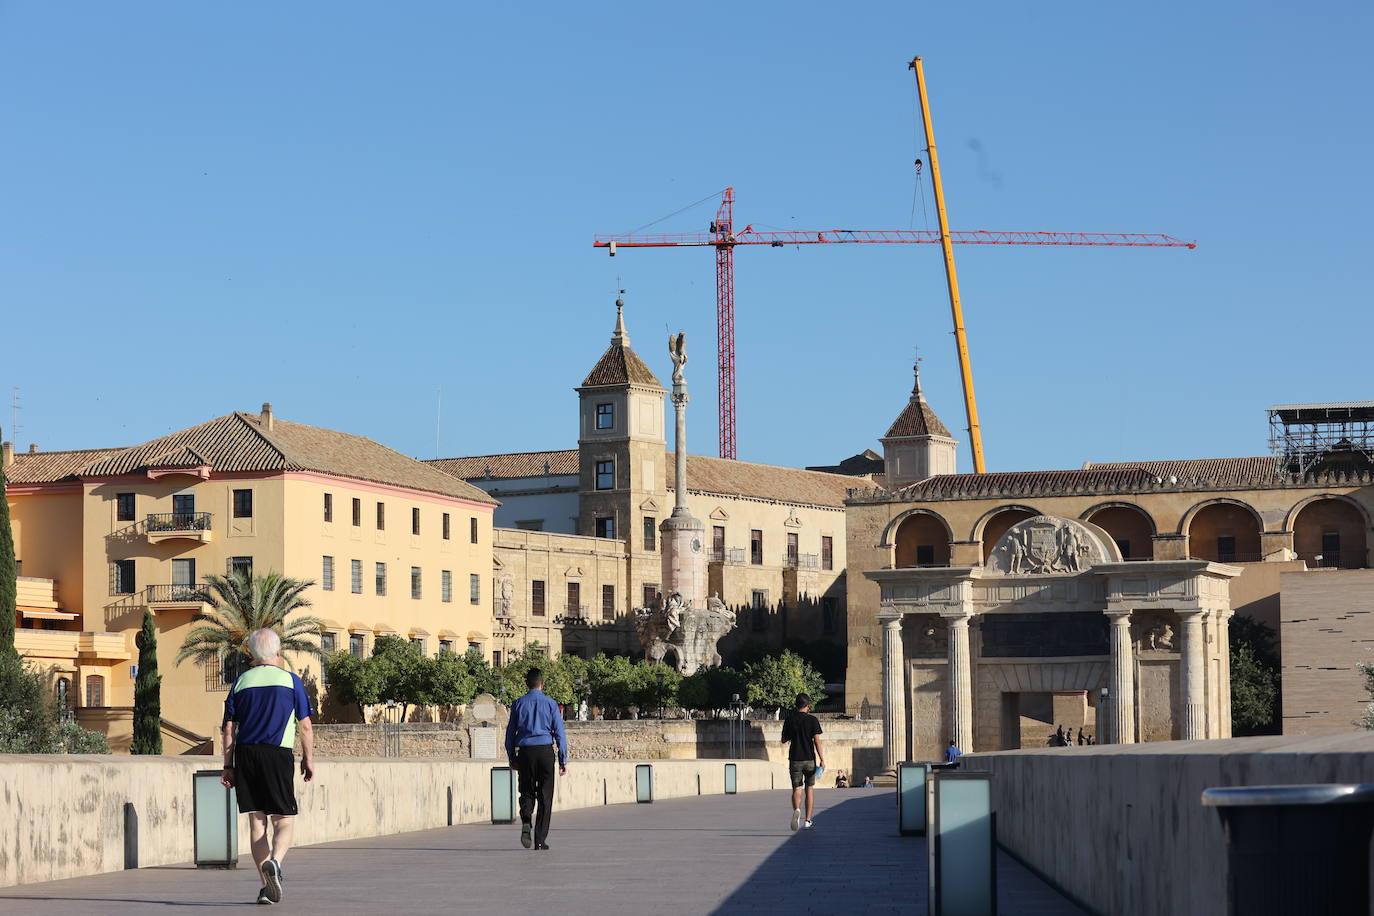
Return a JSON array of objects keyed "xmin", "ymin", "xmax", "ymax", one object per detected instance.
[
  {"xmin": 894, "ymin": 512, "xmax": 952, "ymax": 567},
  {"xmin": 1290, "ymin": 496, "xmax": 1369, "ymax": 569},
  {"xmin": 983, "ymin": 661, "xmax": 1109, "ymax": 749},
  {"xmin": 1084, "ymin": 504, "xmax": 1156, "ymax": 560},
  {"xmin": 1186, "ymin": 501, "xmax": 1262, "ymax": 563},
  {"xmin": 978, "ymin": 506, "xmax": 1039, "ymax": 563}
]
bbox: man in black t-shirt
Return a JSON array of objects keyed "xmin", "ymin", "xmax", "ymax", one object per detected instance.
[{"xmin": 780, "ymin": 693, "xmax": 825, "ymax": 831}]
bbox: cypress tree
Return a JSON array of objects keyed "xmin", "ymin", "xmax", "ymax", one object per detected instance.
[
  {"xmin": 0, "ymin": 465, "xmax": 17, "ymax": 655},
  {"xmin": 131, "ymin": 608, "xmax": 162, "ymax": 754}
]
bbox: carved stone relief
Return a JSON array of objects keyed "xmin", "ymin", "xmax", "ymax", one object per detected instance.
[
  {"xmin": 909, "ymin": 615, "xmax": 949, "ymax": 658},
  {"xmin": 986, "ymin": 516, "xmax": 1117, "ymax": 575},
  {"xmin": 1132, "ymin": 611, "xmax": 1179, "ymax": 653}
]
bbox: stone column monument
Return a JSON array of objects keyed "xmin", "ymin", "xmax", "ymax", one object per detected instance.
[
  {"xmin": 632, "ymin": 333, "xmax": 734, "ymax": 675},
  {"xmin": 1178, "ymin": 608, "xmax": 1207, "ymax": 740},
  {"xmin": 1105, "ymin": 610, "xmax": 1136, "ymax": 744},
  {"xmin": 660, "ymin": 332, "xmax": 707, "ymax": 604}
]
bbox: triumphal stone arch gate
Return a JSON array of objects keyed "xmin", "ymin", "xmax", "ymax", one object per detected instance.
[{"xmin": 865, "ymin": 515, "xmax": 1240, "ymax": 769}]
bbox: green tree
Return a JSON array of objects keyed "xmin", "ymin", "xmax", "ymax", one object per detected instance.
[
  {"xmin": 131, "ymin": 609, "xmax": 162, "ymax": 754},
  {"xmin": 680, "ymin": 665, "xmax": 747, "ymax": 713},
  {"xmin": 587, "ymin": 653, "xmax": 636, "ymax": 714},
  {"xmin": 322, "ymin": 650, "xmax": 382, "ymax": 719},
  {"xmin": 630, "ymin": 663, "xmax": 681, "ymax": 717},
  {"xmin": 465, "ymin": 652, "xmax": 503, "ymax": 701},
  {"xmin": 174, "ymin": 570, "xmax": 324, "ymax": 678},
  {"xmin": 1230, "ymin": 617, "xmax": 1280, "ymax": 735},
  {"xmin": 743, "ymin": 651, "xmax": 826, "ymax": 714},
  {"xmin": 0, "ymin": 650, "xmax": 52, "ymax": 751},
  {"xmin": 499, "ymin": 645, "xmax": 575, "ymax": 706},
  {"xmin": 557, "ymin": 653, "xmax": 591, "ymax": 705},
  {"xmin": 0, "ymin": 465, "xmax": 16, "ymax": 655},
  {"xmin": 369, "ymin": 635, "xmax": 433, "ymax": 721},
  {"xmin": 429, "ymin": 650, "xmax": 479, "ymax": 709}
]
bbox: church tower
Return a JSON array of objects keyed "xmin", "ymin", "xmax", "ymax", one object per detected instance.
[
  {"xmin": 576, "ymin": 296, "xmax": 667, "ymax": 615},
  {"xmin": 881, "ymin": 360, "xmax": 958, "ymax": 487}
]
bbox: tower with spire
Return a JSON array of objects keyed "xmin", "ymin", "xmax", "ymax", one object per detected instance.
[
  {"xmin": 880, "ymin": 358, "xmax": 958, "ymax": 487},
  {"xmin": 575, "ymin": 294, "xmax": 667, "ymax": 612}
]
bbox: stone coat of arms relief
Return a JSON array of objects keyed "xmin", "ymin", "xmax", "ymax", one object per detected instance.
[{"xmin": 985, "ymin": 516, "xmax": 1118, "ymax": 576}]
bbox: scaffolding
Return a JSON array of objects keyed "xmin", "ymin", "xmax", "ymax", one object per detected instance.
[{"xmin": 1268, "ymin": 401, "xmax": 1374, "ymax": 476}]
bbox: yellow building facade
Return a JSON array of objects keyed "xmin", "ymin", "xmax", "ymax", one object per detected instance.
[{"xmin": 5, "ymin": 406, "xmax": 496, "ymax": 749}]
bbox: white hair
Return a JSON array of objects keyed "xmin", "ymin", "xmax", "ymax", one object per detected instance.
[{"xmin": 246, "ymin": 628, "xmax": 282, "ymax": 662}]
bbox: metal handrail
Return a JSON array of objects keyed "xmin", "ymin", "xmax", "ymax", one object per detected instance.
[
  {"xmin": 146, "ymin": 512, "xmax": 212, "ymax": 532},
  {"xmin": 146, "ymin": 584, "xmax": 202, "ymax": 603},
  {"xmin": 785, "ymin": 553, "xmax": 819, "ymax": 569}
]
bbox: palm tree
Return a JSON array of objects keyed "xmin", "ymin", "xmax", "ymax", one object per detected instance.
[{"xmin": 175, "ymin": 570, "xmax": 324, "ymax": 679}]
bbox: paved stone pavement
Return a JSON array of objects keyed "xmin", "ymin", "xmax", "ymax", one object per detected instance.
[{"xmin": 1, "ymin": 788, "xmax": 1083, "ymax": 914}]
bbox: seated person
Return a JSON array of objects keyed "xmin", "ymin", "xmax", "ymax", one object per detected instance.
[{"xmin": 834, "ymin": 770, "xmax": 849, "ymax": 788}]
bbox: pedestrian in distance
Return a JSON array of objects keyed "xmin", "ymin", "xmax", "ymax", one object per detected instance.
[
  {"xmin": 220, "ymin": 628, "xmax": 315, "ymax": 906},
  {"xmin": 944, "ymin": 739, "xmax": 963, "ymax": 764},
  {"xmin": 781, "ymin": 692, "xmax": 825, "ymax": 831},
  {"xmin": 504, "ymin": 667, "xmax": 568, "ymax": 851}
]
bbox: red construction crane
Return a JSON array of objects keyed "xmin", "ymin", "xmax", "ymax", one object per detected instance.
[{"xmin": 594, "ymin": 187, "xmax": 1195, "ymax": 461}]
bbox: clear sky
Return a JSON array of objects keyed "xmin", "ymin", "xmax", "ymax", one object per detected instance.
[{"xmin": 3, "ymin": 2, "xmax": 1370, "ymax": 473}]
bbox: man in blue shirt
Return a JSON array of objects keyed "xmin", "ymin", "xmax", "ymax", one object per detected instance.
[
  {"xmin": 220, "ymin": 628, "xmax": 315, "ymax": 906},
  {"xmin": 504, "ymin": 668, "xmax": 568, "ymax": 850},
  {"xmin": 945, "ymin": 740, "xmax": 963, "ymax": 764}
]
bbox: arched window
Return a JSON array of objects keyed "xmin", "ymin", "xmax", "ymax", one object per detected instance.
[
  {"xmin": 1293, "ymin": 498, "xmax": 1368, "ymax": 569},
  {"xmin": 894, "ymin": 514, "xmax": 951, "ymax": 567},
  {"xmin": 981, "ymin": 509, "xmax": 1037, "ymax": 562},
  {"xmin": 1187, "ymin": 503, "xmax": 1261, "ymax": 563},
  {"xmin": 1085, "ymin": 506, "xmax": 1155, "ymax": 560},
  {"xmin": 85, "ymin": 674, "xmax": 105, "ymax": 708}
]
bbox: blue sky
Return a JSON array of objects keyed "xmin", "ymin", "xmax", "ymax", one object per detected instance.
[{"xmin": 3, "ymin": 2, "xmax": 1370, "ymax": 473}]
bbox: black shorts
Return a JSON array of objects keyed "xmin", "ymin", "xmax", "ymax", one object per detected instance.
[
  {"xmin": 234, "ymin": 744, "xmax": 298, "ymax": 816},
  {"xmin": 789, "ymin": 760, "xmax": 817, "ymax": 788}
]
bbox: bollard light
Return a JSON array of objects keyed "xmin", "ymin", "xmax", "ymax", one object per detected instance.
[
  {"xmin": 1203, "ymin": 784, "xmax": 1374, "ymax": 915},
  {"xmin": 724, "ymin": 762, "xmax": 737, "ymax": 795},
  {"xmin": 897, "ymin": 762, "xmax": 928, "ymax": 836},
  {"xmin": 927, "ymin": 771, "xmax": 995, "ymax": 916},
  {"xmin": 192, "ymin": 770, "xmax": 238, "ymax": 869},
  {"xmin": 635, "ymin": 764, "xmax": 653, "ymax": 804},
  {"xmin": 490, "ymin": 766, "xmax": 517, "ymax": 824}
]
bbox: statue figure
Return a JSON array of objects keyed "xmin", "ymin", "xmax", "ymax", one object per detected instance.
[
  {"xmin": 1145, "ymin": 622, "xmax": 1176, "ymax": 651},
  {"xmin": 668, "ymin": 332, "xmax": 688, "ymax": 390},
  {"xmin": 634, "ymin": 591, "xmax": 735, "ymax": 675}
]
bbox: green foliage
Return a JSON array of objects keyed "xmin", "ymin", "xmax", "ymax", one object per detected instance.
[
  {"xmin": 368, "ymin": 635, "xmax": 431, "ymax": 720},
  {"xmin": 131, "ymin": 609, "xmax": 162, "ymax": 755},
  {"xmin": 679, "ymin": 665, "xmax": 747, "ymax": 712},
  {"xmin": 429, "ymin": 650, "xmax": 479, "ymax": 708},
  {"xmin": 0, "ymin": 653, "xmax": 108, "ymax": 754},
  {"xmin": 629, "ymin": 663, "xmax": 681, "ymax": 715},
  {"xmin": 0, "ymin": 468, "xmax": 14, "ymax": 654},
  {"xmin": 586, "ymin": 653, "xmax": 637, "ymax": 711},
  {"xmin": 465, "ymin": 652, "xmax": 503, "ymax": 700},
  {"xmin": 743, "ymin": 650, "xmax": 826, "ymax": 712},
  {"xmin": 1229, "ymin": 617, "xmax": 1280, "ymax": 735},
  {"xmin": 1359, "ymin": 662, "xmax": 1374, "ymax": 731},
  {"xmin": 497, "ymin": 645, "xmax": 576, "ymax": 706},
  {"xmin": 322, "ymin": 650, "xmax": 382, "ymax": 718},
  {"xmin": 323, "ymin": 641, "xmax": 488, "ymax": 720},
  {"xmin": 174, "ymin": 570, "xmax": 324, "ymax": 676}
]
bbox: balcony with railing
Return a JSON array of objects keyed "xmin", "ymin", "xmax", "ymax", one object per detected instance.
[
  {"xmin": 145, "ymin": 512, "xmax": 213, "ymax": 544},
  {"xmin": 145, "ymin": 584, "xmax": 210, "ymax": 610},
  {"xmin": 711, "ymin": 547, "xmax": 746, "ymax": 565},
  {"xmin": 785, "ymin": 553, "xmax": 819, "ymax": 569}
]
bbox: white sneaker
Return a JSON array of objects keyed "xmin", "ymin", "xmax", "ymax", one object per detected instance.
[
  {"xmin": 803, "ymin": 819, "xmax": 814, "ymax": 830},
  {"xmin": 790, "ymin": 808, "xmax": 802, "ymax": 831}
]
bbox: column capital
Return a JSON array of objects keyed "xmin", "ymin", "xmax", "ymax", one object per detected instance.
[
  {"xmin": 1176, "ymin": 606, "xmax": 1209, "ymax": 621},
  {"xmin": 1104, "ymin": 608, "xmax": 1132, "ymax": 621},
  {"xmin": 939, "ymin": 609, "xmax": 973, "ymax": 625},
  {"xmin": 880, "ymin": 613, "xmax": 904, "ymax": 630}
]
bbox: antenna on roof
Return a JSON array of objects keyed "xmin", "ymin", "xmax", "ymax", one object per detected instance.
[{"xmin": 9, "ymin": 388, "xmax": 21, "ymax": 447}]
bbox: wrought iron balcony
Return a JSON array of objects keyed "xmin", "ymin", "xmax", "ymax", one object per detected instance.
[
  {"xmin": 785, "ymin": 553, "xmax": 819, "ymax": 569},
  {"xmin": 145, "ymin": 584, "xmax": 207, "ymax": 606},
  {"xmin": 715, "ymin": 547, "xmax": 745, "ymax": 565},
  {"xmin": 145, "ymin": 512, "xmax": 213, "ymax": 544}
]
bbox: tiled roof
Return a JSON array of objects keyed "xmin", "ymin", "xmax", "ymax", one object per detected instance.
[
  {"xmin": 581, "ymin": 341, "xmax": 662, "ymax": 388},
  {"xmin": 806, "ymin": 450, "xmax": 886, "ymax": 477},
  {"xmin": 885, "ymin": 396, "xmax": 952, "ymax": 439},
  {"xmin": 428, "ymin": 450, "xmax": 579, "ymax": 480},
  {"xmin": 671, "ymin": 453, "xmax": 870, "ymax": 508},
  {"xmin": 892, "ymin": 468, "xmax": 1157, "ymax": 499},
  {"xmin": 68, "ymin": 412, "xmax": 497, "ymax": 503},
  {"xmin": 5, "ymin": 448, "xmax": 125, "ymax": 484},
  {"xmin": 1082, "ymin": 457, "xmax": 1283, "ymax": 485}
]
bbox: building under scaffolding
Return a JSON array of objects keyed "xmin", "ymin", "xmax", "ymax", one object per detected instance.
[{"xmin": 1268, "ymin": 401, "xmax": 1374, "ymax": 476}]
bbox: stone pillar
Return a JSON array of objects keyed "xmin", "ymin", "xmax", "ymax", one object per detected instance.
[
  {"xmin": 1106, "ymin": 610, "xmax": 1136, "ymax": 744},
  {"xmin": 1178, "ymin": 608, "xmax": 1208, "ymax": 741},
  {"xmin": 946, "ymin": 612, "xmax": 974, "ymax": 753},
  {"xmin": 1217, "ymin": 609, "xmax": 1234, "ymax": 738},
  {"xmin": 881, "ymin": 614, "xmax": 907, "ymax": 774}
]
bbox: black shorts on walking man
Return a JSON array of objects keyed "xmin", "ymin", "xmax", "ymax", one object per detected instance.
[
  {"xmin": 781, "ymin": 693, "xmax": 825, "ymax": 831},
  {"xmin": 504, "ymin": 668, "xmax": 568, "ymax": 850}
]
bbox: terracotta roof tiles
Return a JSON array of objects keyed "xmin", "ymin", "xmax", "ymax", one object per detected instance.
[
  {"xmin": 5, "ymin": 448, "xmax": 126, "ymax": 484},
  {"xmin": 427, "ymin": 450, "xmax": 579, "ymax": 480},
  {"xmin": 581, "ymin": 342, "xmax": 662, "ymax": 388}
]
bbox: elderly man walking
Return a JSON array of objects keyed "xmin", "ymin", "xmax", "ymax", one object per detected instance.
[
  {"xmin": 220, "ymin": 628, "xmax": 315, "ymax": 905},
  {"xmin": 504, "ymin": 668, "xmax": 568, "ymax": 851}
]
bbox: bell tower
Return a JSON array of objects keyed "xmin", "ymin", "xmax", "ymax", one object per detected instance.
[
  {"xmin": 881, "ymin": 359, "xmax": 958, "ymax": 487},
  {"xmin": 575, "ymin": 295, "xmax": 667, "ymax": 615}
]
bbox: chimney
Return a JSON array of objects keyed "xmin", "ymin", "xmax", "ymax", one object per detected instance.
[
  {"xmin": 28, "ymin": 443, "xmax": 38, "ymax": 453},
  {"xmin": 1, "ymin": 441, "xmax": 12, "ymax": 471},
  {"xmin": 260, "ymin": 402, "xmax": 275, "ymax": 432}
]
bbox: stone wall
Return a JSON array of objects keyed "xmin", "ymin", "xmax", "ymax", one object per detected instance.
[
  {"xmin": 960, "ymin": 732, "xmax": 1374, "ymax": 916},
  {"xmin": 301, "ymin": 716, "xmax": 884, "ymax": 781},
  {"xmin": 0, "ymin": 755, "xmax": 785, "ymax": 889},
  {"xmin": 1280, "ymin": 567, "xmax": 1374, "ymax": 735}
]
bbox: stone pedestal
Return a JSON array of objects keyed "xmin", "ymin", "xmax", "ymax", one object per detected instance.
[
  {"xmin": 881, "ymin": 614, "xmax": 907, "ymax": 774},
  {"xmin": 1106, "ymin": 610, "xmax": 1136, "ymax": 744},
  {"xmin": 659, "ymin": 512, "xmax": 707, "ymax": 606}
]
